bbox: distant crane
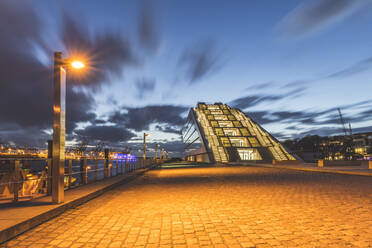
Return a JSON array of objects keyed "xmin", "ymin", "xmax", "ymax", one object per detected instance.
[
  {"xmin": 337, "ymin": 108, "xmax": 352, "ymax": 136},
  {"xmin": 337, "ymin": 108, "xmax": 354, "ymax": 160}
]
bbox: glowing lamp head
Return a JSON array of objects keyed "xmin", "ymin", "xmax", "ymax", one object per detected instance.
[{"xmin": 71, "ymin": 61, "xmax": 85, "ymax": 69}]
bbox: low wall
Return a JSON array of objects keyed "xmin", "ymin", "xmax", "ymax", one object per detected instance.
[
  {"xmin": 272, "ymin": 160, "xmax": 302, "ymax": 165},
  {"xmin": 318, "ymin": 160, "xmax": 362, "ymax": 167}
]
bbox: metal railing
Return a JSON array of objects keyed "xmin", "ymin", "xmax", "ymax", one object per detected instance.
[{"xmin": 0, "ymin": 157, "xmax": 155, "ymax": 204}]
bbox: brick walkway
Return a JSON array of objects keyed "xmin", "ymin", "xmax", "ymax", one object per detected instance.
[{"xmin": 2, "ymin": 164, "xmax": 372, "ymax": 248}]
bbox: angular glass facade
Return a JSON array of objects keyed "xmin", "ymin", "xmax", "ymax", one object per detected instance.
[{"xmin": 183, "ymin": 102, "xmax": 296, "ymax": 163}]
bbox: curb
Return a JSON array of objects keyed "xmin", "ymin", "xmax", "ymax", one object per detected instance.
[
  {"xmin": 253, "ymin": 164, "xmax": 372, "ymax": 177},
  {"xmin": 0, "ymin": 168, "xmax": 152, "ymax": 244}
]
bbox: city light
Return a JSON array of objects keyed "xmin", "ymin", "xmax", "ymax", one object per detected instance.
[{"xmin": 71, "ymin": 61, "xmax": 85, "ymax": 69}]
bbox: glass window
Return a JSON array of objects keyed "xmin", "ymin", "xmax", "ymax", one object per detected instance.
[
  {"xmin": 215, "ymin": 128, "xmax": 224, "ymax": 136},
  {"xmin": 248, "ymin": 137, "xmax": 260, "ymax": 147},
  {"xmin": 211, "ymin": 110, "xmax": 223, "ymax": 115},
  {"xmin": 207, "ymin": 105, "xmax": 220, "ymax": 110},
  {"xmin": 228, "ymin": 115, "xmax": 236, "ymax": 121},
  {"xmin": 220, "ymin": 137, "xmax": 231, "ymax": 147},
  {"xmin": 233, "ymin": 121, "xmax": 242, "ymax": 127},
  {"xmin": 214, "ymin": 115, "xmax": 228, "ymax": 120},
  {"xmin": 223, "ymin": 110, "xmax": 230, "ymax": 115},
  {"xmin": 210, "ymin": 121, "xmax": 219, "ymax": 127},
  {"xmin": 204, "ymin": 110, "xmax": 210, "ymax": 114},
  {"xmin": 223, "ymin": 128, "xmax": 240, "ymax": 136},
  {"xmin": 229, "ymin": 137, "xmax": 248, "ymax": 147},
  {"xmin": 198, "ymin": 104, "xmax": 207, "ymax": 109},
  {"xmin": 237, "ymin": 148, "xmax": 262, "ymax": 160},
  {"xmin": 239, "ymin": 128, "xmax": 250, "ymax": 136},
  {"xmin": 207, "ymin": 115, "xmax": 214, "ymax": 120},
  {"xmin": 218, "ymin": 121, "xmax": 233, "ymax": 127}
]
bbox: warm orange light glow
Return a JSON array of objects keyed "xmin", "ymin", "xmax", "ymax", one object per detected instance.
[{"xmin": 71, "ymin": 61, "xmax": 85, "ymax": 69}]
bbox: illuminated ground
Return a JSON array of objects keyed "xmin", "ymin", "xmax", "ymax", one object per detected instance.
[{"xmin": 2, "ymin": 163, "xmax": 372, "ymax": 247}]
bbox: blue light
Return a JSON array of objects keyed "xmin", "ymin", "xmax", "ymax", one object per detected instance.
[{"xmin": 113, "ymin": 153, "xmax": 137, "ymax": 160}]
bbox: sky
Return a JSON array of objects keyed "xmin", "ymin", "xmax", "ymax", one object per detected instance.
[{"xmin": 1, "ymin": 0, "xmax": 372, "ymax": 157}]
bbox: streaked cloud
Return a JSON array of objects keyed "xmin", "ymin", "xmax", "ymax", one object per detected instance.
[{"xmin": 277, "ymin": 0, "xmax": 369, "ymax": 38}]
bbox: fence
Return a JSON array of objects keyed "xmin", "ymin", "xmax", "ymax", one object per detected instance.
[{"xmin": 0, "ymin": 157, "xmax": 154, "ymax": 204}]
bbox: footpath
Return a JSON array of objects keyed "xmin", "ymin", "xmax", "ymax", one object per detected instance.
[{"xmin": 249, "ymin": 162, "xmax": 372, "ymax": 177}]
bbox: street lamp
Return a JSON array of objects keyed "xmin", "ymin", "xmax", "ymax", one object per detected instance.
[
  {"xmin": 52, "ymin": 52, "xmax": 85, "ymax": 204},
  {"xmin": 143, "ymin": 133, "xmax": 150, "ymax": 168}
]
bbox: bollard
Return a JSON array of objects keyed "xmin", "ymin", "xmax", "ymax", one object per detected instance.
[
  {"xmin": 13, "ymin": 160, "xmax": 21, "ymax": 202},
  {"xmin": 94, "ymin": 159, "xmax": 98, "ymax": 181},
  {"xmin": 47, "ymin": 158, "xmax": 52, "ymax": 194},
  {"xmin": 68, "ymin": 160, "xmax": 72, "ymax": 188},
  {"xmin": 369, "ymin": 160, "xmax": 372, "ymax": 170},
  {"xmin": 318, "ymin": 160, "xmax": 324, "ymax": 168},
  {"xmin": 116, "ymin": 160, "xmax": 119, "ymax": 176}
]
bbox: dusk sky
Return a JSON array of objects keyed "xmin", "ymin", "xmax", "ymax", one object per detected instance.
[{"xmin": 1, "ymin": 0, "xmax": 372, "ymax": 157}]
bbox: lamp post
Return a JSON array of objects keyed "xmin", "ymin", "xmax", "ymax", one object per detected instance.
[
  {"xmin": 52, "ymin": 52, "xmax": 85, "ymax": 204},
  {"xmin": 143, "ymin": 133, "xmax": 150, "ymax": 168}
]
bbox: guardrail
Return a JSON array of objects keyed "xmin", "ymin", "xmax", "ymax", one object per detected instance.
[{"xmin": 0, "ymin": 157, "xmax": 156, "ymax": 204}]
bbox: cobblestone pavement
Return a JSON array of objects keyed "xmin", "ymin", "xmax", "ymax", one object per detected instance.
[{"xmin": 2, "ymin": 164, "xmax": 372, "ymax": 248}]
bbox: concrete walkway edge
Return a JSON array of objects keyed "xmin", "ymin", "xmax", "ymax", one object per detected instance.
[
  {"xmin": 251, "ymin": 164, "xmax": 372, "ymax": 177},
  {"xmin": 0, "ymin": 167, "xmax": 152, "ymax": 244}
]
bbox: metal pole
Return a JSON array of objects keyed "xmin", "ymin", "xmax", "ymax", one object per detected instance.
[
  {"xmin": 68, "ymin": 160, "xmax": 72, "ymax": 188},
  {"xmin": 47, "ymin": 158, "xmax": 52, "ymax": 194},
  {"xmin": 116, "ymin": 160, "xmax": 119, "ymax": 176},
  {"xmin": 13, "ymin": 160, "xmax": 20, "ymax": 202},
  {"xmin": 47, "ymin": 140, "xmax": 52, "ymax": 195},
  {"xmin": 143, "ymin": 133, "xmax": 146, "ymax": 169},
  {"xmin": 121, "ymin": 159, "xmax": 123, "ymax": 174},
  {"xmin": 83, "ymin": 160, "xmax": 88, "ymax": 184},
  {"xmin": 94, "ymin": 159, "xmax": 98, "ymax": 181},
  {"xmin": 104, "ymin": 159, "xmax": 108, "ymax": 178},
  {"xmin": 104, "ymin": 149, "xmax": 109, "ymax": 178},
  {"xmin": 155, "ymin": 144, "xmax": 157, "ymax": 160},
  {"xmin": 52, "ymin": 52, "xmax": 66, "ymax": 204}
]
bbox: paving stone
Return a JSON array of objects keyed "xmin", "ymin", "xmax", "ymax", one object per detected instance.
[{"xmin": 1, "ymin": 165, "xmax": 372, "ymax": 247}]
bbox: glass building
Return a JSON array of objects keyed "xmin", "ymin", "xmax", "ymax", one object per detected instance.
[{"xmin": 182, "ymin": 102, "xmax": 296, "ymax": 163}]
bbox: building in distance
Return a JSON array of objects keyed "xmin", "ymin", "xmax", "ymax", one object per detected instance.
[{"xmin": 182, "ymin": 102, "xmax": 298, "ymax": 163}]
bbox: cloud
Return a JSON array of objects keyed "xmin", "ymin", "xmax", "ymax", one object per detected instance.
[
  {"xmin": 178, "ymin": 40, "xmax": 223, "ymax": 84},
  {"xmin": 61, "ymin": 14, "xmax": 137, "ymax": 90},
  {"xmin": 247, "ymin": 81, "xmax": 276, "ymax": 91},
  {"xmin": 277, "ymin": 0, "xmax": 367, "ymax": 38},
  {"xmin": 155, "ymin": 124, "xmax": 181, "ymax": 135},
  {"xmin": 326, "ymin": 56, "xmax": 372, "ymax": 79},
  {"xmin": 0, "ymin": 1, "xmax": 139, "ymax": 147},
  {"xmin": 243, "ymin": 99, "xmax": 372, "ymax": 139},
  {"xmin": 135, "ymin": 77, "xmax": 156, "ymax": 99},
  {"xmin": 0, "ymin": 127, "xmax": 50, "ymax": 148},
  {"xmin": 74, "ymin": 125, "xmax": 135, "ymax": 144},
  {"xmin": 109, "ymin": 105, "xmax": 188, "ymax": 132},
  {"xmin": 230, "ymin": 88, "xmax": 305, "ymax": 109},
  {"xmin": 138, "ymin": 0, "xmax": 160, "ymax": 54}
]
